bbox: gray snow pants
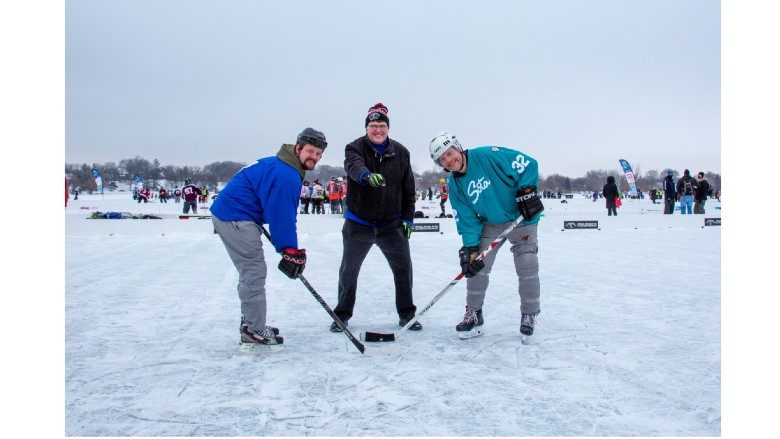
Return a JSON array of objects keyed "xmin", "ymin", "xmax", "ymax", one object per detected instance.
[
  {"xmin": 212, "ymin": 217, "xmax": 269, "ymax": 333},
  {"xmin": 694, "ymin": 199, "xmax": 706, "ymax": 214},
  {"xmin": 466, "ymin": 221, "xmax": 541, "ymax": 315}
]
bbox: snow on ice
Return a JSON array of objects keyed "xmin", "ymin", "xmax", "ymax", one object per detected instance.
[{"xmin": 65, "ymin": 193, "xmax": 721, "ymax": 436}]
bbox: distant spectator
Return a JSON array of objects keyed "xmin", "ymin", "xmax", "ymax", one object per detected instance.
[
  {"xmin": 300, "ymin": 181, "xmax": 311, "ymax": 214},
  {"xmin": 676, "ymin": 169, "xmax": 697, "ymax": 214},
  {"xmin": 159, "ymin": 187, "xmax": 168, "ymax": 203},
  {"xmin": 182, "ymin": 179, "xmax": 202, "ymax": 214},
  {"xmin": 663, "ymin": 171, "xmax": 676, "ymax": 214},
  {"xmin": 602, "ymin": 176, "xmax": 619, "ymax": 216},
  {"xmin": 310, "ymin": 179, "xmax": 325, "ymax": 214},
  {"xmin": 438, "ymin": 178, "xmax": 449, "ymax": 217},
  {"xmin": 327, "ymin": 177, "xmax": 344, "ymax": 214},
  {"xmin": 137, "ymin": 187, "xmax": 150, "ymax": 203},
  {"xmin": 694, "ymin": 172, "xmax": 711, "ymax": 214},
  {"xmin": 173, "ymin": 186, "xmax": 182, "ymax": 203},
  {"xmin": 649, "ymin": 188, "xmax": 658, "ymax": 204}
]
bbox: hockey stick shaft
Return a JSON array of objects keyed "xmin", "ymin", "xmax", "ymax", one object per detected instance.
[
  {"xmin": 364, "ymin": 215, "xmax": 527, "ymax": 342},
  {"xmin": 260, "ymin": 226, "xmax": 365, "ymax": 354}
]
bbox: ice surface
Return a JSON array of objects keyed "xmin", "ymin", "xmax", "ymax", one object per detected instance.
[{"xmin": 65, "ymin": 193, "xmax": 720, "ymax": 435}]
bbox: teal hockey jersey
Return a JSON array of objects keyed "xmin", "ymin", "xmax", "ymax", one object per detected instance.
[{"xmin": 447, "ymin": 146, "xmax": 541, "ymax": 247}]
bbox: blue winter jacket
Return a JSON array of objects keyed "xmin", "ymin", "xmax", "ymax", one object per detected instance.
[
  {"xmin": 447, "ymin": 146, "xmax": 541, "ymax": 247},
  {"xmin": 210, "ymin": 144, "xmax": 304, "ymax": 253}
]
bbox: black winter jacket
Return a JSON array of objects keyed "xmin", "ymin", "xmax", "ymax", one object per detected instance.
[
  {"xmin": 343, "ymin": 135, "xmax": 416, "ymax": 224},
  {"xmin": 663, "ymin": 175, "xmax": 676, "ymax": 199},
  {"xmin": 676, "ymin": 175, "xmax": 698, "ymax": 197},
  {"xmin": 695, "ymin": 179, "xmax": 710, "ymax": 201},
  {"xmin": 602, "ymin": 179, "xmax": 619, "ymax": 208}
]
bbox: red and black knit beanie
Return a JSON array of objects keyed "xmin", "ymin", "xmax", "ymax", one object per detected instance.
[{"xmin": 365, "ymin": 102, "xmax": 390, "ymax": 127}]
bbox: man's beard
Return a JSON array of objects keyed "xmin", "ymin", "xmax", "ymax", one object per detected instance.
[{"xmin": 302, "ymin": 159, "xmax": 317, "ymax": 171}]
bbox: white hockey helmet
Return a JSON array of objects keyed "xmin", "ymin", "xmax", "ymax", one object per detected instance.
[{"xmin": 429, "ymin": 131, "xmax": 462, "ymax": 166}]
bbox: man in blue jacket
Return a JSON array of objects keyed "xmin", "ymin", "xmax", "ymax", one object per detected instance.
[
  {"xmin": 211, "ymin": 127, "xmax": 327, "ymax": 351},
  {"xmin": 428, "ymin": 132, "xmax": 544, "ymax": 340}
]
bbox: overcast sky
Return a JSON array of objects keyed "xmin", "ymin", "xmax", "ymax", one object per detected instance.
[{"xmin": 65, "ymin": 0, "xmax": 720, "ymax": 177}]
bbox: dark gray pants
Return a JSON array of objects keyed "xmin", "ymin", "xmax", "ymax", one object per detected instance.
[
  {"xmin": 334, "ymin": 220, "xmax": 416, "ymax": 320},
  {"xmin": 466, "ymin": 222, "xmax": 541, "ymax": 315},
  {"xmin": 212, "ymin": 217, "xmax": 269, "ymax": 333},
  {"xmin": 183, "ymin": 201, "xmax": 197, "ymax": 214},
  {"xmin": 664, "ymin": 198, "xmax": 675, "ymax": 214},
  {"xmin": 694, "ymin": 199, "xmax": 706, "ymax": 214}
]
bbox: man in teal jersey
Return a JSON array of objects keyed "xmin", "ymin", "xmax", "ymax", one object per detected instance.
[{"xmin": 428, "ymin": 132, "xmax": 544, "ymax": 339}]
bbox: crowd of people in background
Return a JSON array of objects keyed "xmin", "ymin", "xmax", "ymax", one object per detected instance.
[
  {"xmin": 120, "ymin": 179, "xmax": 217, "ymax": 215},
  {"xmin": 299, "ymin": 177, "xmax": 346, "ymax": 214},
  {"xmin": 68, "ymin": 168, "xmax": 720, "ymax": 219},
  {"xmin": 530, "ymin": 169, "xmax": 720, "ymax": 216}
]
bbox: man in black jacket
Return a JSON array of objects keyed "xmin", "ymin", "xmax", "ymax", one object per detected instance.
[
  {"xmin": 330, "ymin": 102, "xmax": 420, "ymax": 332},
  {"xmin": 694, "ymin": 171, "xmax": 710, "ymax": 214},
  {"xmin": 663, "ymin": 171, "xmax": 676, "ymax": 214}
]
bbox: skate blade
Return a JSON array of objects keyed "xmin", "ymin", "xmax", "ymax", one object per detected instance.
[
  {"xmin": 520, "ymin": 334, "xmax": 532, "ymax": 345},
  {"xmin": 458, "ymin": 329, "xmax": 484, "ymax": 340},
  {"xmin": 240, "ymin": 342, "xmax": 285, "ymax": 354}
]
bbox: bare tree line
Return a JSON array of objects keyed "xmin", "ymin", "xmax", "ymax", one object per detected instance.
[{"xmin": 66, "ymin": 156, "xmax": 720, "ymax": 195}]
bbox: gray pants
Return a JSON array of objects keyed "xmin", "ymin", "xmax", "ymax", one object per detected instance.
[
  {"xmin": 466, "ymin": 221, "xmax": 540, "ymax": 315},
  {"xmin": 212, "ymin": 217, "xmax": 269, "ymax": 333},
  {"xmin": 694, "ymin": 199, "xmax": 706, "ymax": 214}
]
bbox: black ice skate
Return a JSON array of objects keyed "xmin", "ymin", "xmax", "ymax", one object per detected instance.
[
  {"xmin": 240, "ymin": 326, "xmax": 284, "ymax": 353},
  {"xmin": 398, "ymin": 316, "xmax": 422, "ymax": 331},
  {"xmin": 329, "ymin": 318, "xmax": 349, "ymax": 332},
  {"xmin": 520, "ymin": 312, "xmax": 538, "ymax": 344},
  {"xmin": 456, "ymin": 306, "xmax": 484, "ymax": 339}
]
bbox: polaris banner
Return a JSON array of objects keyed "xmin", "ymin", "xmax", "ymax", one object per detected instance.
[
  {"xmin": 619, "ymin": 159, "xmax": 638, "ymax": 197},
  {"xmin": 704, "ymin": 218, "xmax": 721, "ymax": 226},
  {"xmin": 563, "ymin": 220, "xmax": 599, "ymax": 230},
  {"xmin": 91, "ymin": 168, "xmax": 103, "ymax": 194},
  {"xmin": 412, "ymin": 223, "xmax": 440, "ymax": 232}
]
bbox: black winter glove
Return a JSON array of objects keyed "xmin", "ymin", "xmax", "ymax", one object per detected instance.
[
  {"xmin": 278, "ymin": 248, "xmax": 306, "ymax": 279},
  {"xmin": 516, "ymin": 186, "xmax": 544, "ymax": 221},
  {"xmin": 459, "ymin": 246, "xmax": 485, "ymax": 278}
]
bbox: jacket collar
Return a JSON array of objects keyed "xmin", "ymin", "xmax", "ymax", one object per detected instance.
[
  {"xmin": 276, "ymin": 144, "xmax": 306, "ymax": 180},
  {"xmin": 364, "ymin": 135, "xmax": 395, "ymax": 158}
]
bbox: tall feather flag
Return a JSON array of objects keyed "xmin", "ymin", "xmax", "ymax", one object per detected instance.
[
  {"xmin": 618, "ymin": 159, "xmax": 638, "ymax": 197},
  {"xmin": 91, "ymin": 168, "xmax": 103, "ymax": 194}
]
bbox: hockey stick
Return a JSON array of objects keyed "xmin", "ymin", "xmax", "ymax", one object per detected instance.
[
  {"xmin": 361, "ymin": 215, "xmax": 527, "ymax": 342},
  {"xmin": 260, "ymin": 226, "xmax": 365, "ymax": 354}
]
